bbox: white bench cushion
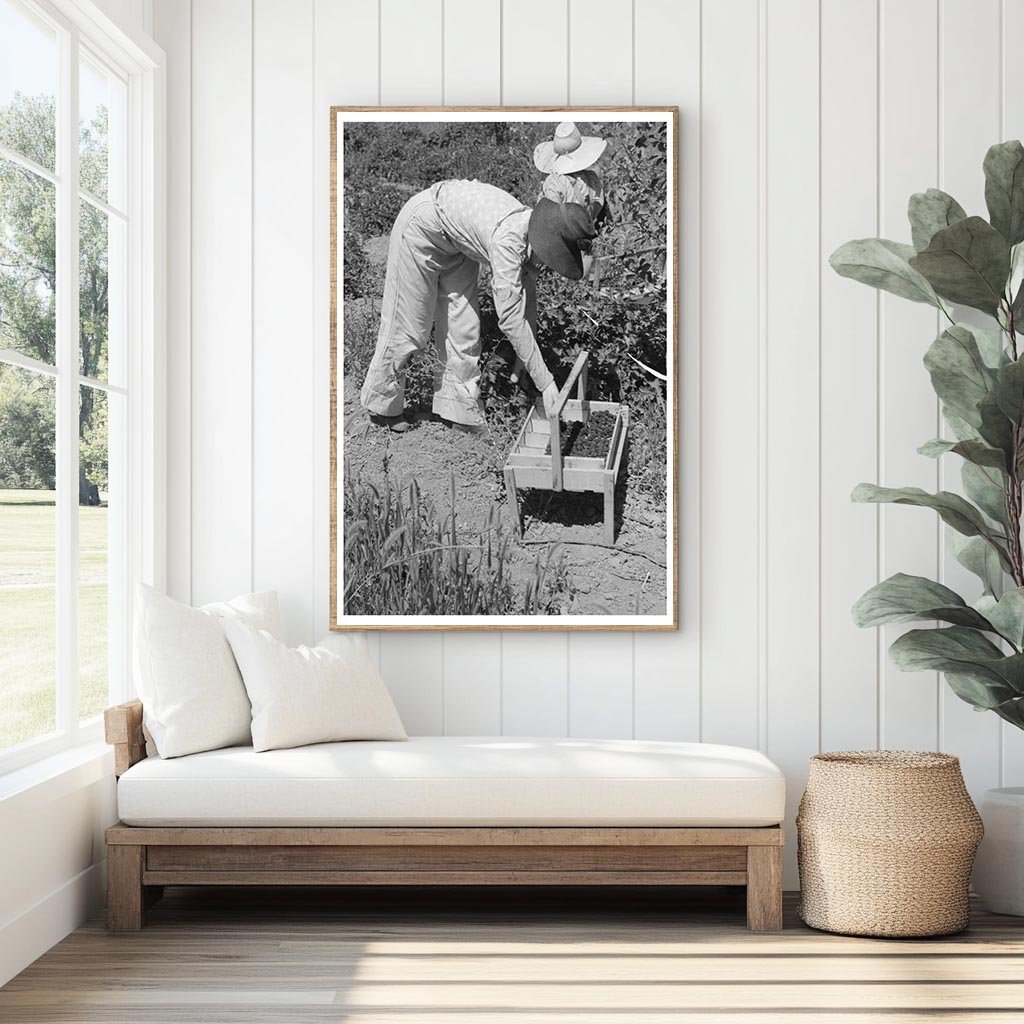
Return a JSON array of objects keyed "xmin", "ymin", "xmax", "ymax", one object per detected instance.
[{"xmin": 117, "ymin": 737, "xmax": 785, "ymax": 828}]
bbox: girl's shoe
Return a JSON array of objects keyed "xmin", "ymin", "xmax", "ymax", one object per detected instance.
[
  {"xmin": 439, "ymin": 417, "xmax": 485, "ymax": 435},
  {"xmin": 369, "ymin": 413, "xmax": 413, "ymax": 433}
]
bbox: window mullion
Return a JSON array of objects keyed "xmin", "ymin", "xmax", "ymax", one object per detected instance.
[{"xmin": 55, "ymin": 24, "xmax": 81, "ymax": 735}]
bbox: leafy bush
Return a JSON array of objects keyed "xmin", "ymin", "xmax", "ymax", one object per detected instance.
[
  {"xmin": 342, "ymin": 229, "xmax": 378, "ymax": 300},
  {"xmin": 341, "ymin": 297, "xmax": 379, "ymax": 379},
  {"xmin": 0, "ymin": 365, "xmax": 54, "ymax": 489},
  {"xmin": 833, "ymin": 140, "xmax": 1024, "ymax": 731}
]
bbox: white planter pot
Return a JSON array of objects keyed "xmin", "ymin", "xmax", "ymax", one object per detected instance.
[{"xmin": 973, "ymin": 787, "xmax": 1024, "ymax": 916}]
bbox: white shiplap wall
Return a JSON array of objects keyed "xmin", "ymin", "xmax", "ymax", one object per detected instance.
[{"xmin": 153, "ymin": 0, "xmax": 1024, "ymax": 883}]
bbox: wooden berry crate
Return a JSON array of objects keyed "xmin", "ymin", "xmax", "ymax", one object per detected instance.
[{"xmin": 503, "ymin": 350, "xmax": 629, "ymax": 546}]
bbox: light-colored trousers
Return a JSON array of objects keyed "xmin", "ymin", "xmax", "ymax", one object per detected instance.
[{"xmin": 359, "ymin": 188, "xmax": 485, "ymax": 426}]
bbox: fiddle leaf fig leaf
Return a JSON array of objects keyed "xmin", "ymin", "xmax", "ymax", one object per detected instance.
[
  {"xmin": 1009, "ymin": 241, "xmax": 1024, "ymax": 308},
  {"xmin": 942, "ymin": 407, "xmax": 983, "ymax": 442},
  {"xmin": 993, "ymin": 357, "xmax": 1024, "ymax": 423},
  {"xmin": 909, "ymin": 216, "xmax": 1011, "ymax": 314},
  {"xmin": 984, "ymin": 140, "xmax": 1024, "ymax": 246},
  {"xmin": 851, "ymin": 484, "xmax": 1010, "ymax": 565},
  {"xmin": 889, "ymin": 627, "xmax": 1024, "ymax": 706},
  {"xmin": 918, "ymin": 437, "xmax": 1007, "ymax": 471},
  {"xmin": 969, "ymin": 322, "xmax": 1011, "ymax": 368},
  {"xmin": 918, "ymin": 438, "xmax": 956, "ymax": 459},
  {"xmin": 890, "ymin": 624, "xmax": 1004, "ymax": 668},
  {"xmin": 944, "ymin": 671, "xmax": 1023, "ymax": 713},
  {"xmin": 923, "ymin": 325, "xmax": 997, "ymax": 427},
  {"xmin": 985, "ymin": 688, "xmax": 1024, "ymax": 728},
  {"xmin": 1012, "ymin": 277, "xmax": 1024, "ymax": 325},
  {"xmin": 977, "ymin": 589, "xmax": 1024, "ymax": 649},
  {"xmin": 962, "ymin": 461, "xmax": 1009, "ymax": 527},
  {"xmin": 978, "ymin": 392, "xmax": 1016, "ymax": 457},
  {"xmin": 852, "ymin": 573, "xmax": 994, "ymax": 630},
  {"xmin": 908, "ymin": 188, "xmax": 968, "ymax": 251},
  {"xmin": 830, "ymin": 238, "xmax": 942, "ymax": 307},
  {"xmin": 1009, "ymin": 241, "xmax": 1024, "ymax": 323},
  {"xmin": 950, "ymin": 532, "xmax": 1004, "ymax": 596}
]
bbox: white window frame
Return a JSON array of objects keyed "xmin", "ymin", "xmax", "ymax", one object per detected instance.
[{"xmin": 0, "ymin": 0, "xmax": 164, "ymax": 775}]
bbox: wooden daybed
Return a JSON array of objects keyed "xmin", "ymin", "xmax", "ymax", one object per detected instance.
[{"xmin": 104, "ymin": 700, "xmax": 785, "ymax": 932}]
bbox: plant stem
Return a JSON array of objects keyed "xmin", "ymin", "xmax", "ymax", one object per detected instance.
[
  {"xmin": 1007, "ymin": 302, "xmax": 1020, "ymax": 362},
  {"xmin": 1005, "ymin": 306, "xmax": 1024, "ymax": 587}
]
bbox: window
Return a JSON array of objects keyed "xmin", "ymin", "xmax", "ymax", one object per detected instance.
[{"xmin": 0, "ymin": 0, "xmax": 160, "ymax": 771}]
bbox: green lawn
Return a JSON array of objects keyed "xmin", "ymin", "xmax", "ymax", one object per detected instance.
[{"xmin": 0, "ymin": 489, "xmax": 109, "ymax": 751}]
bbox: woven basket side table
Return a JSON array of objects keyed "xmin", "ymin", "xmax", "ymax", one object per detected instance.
[{"xmin": 797, "ymin": 750, "xmax": 983, "ymax": 938}]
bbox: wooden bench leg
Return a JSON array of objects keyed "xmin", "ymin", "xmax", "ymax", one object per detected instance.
[
  {"xmin": 746, "ymin": 845, "xmax": 783, "ymax": 931},
  {"xmin": 108, "ymin": 845, "xmax": 145, "ymax": 932}
]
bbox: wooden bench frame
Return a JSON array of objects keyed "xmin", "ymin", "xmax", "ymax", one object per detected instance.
[{"xmin": 104, "ymin": 700, "xmax": 784, "ymax": 933}]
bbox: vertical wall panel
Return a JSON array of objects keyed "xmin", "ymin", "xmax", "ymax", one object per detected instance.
[
  {"xmin": 253, "ymin": 0, "xmax": 316, "ymax": 645},
  {"xmin": 312, "ymin": 0, "xmax": 380, "ymax": 654},
  {"xmin": 381, "ymin": 634, "xmax": 446, "ymax": 734},
  {"xmin": 440, "ymin": 0, "xmax": 504, "ymax": 733},
  {"xmin": 819, "ymin": 0, "xmax": 879, "ymax": 753},
  {"xmin": 498, "ymin": 0, "xmax": 572, "ymax": 735},
  {"xmin": 632, "ymin": 0, "xmax": 700, "ymax": 742},
  {"xmin": 502, "ymin": 633, "xmax": 569, "ymax": 735},
  {"xmin": 153, "ymin": 0, "xmax": 191, "ymax": 604},
  {"xmin": 1002, "ymin": 0, "xmax": 1024, "ymax": 786},
  {"xmin": 376, "ymin": 0, "xmax": 446, "ymax": 727},
  {"xmin": 764, "ymin": 0, "xmax": 820, "ymax": 883},
  {"xmin": 363, "ymin": 632, "xmax": 382, "ymax": 667},
  {"xmin": 381, "ymin": 0, "xmax": 443, "ymax": 105},
  {"xmin": 189, "ymin": 0, "xmax": 253, "ymax": 605},
  {"xmin": 444, "ymin": 639, "xmax": 502, "ymax": 734},
  {"xmin": 563, "ymin": 0, "xmax": 636, "ymax": 731},
  {"xmin": 568, "ymin": 634, "xmax": 634, "ymax": 738},
  {"xmin": 699, "ymin": 0, "xmax": 761, "ymax": 749},
  {"xmin": 568, "ymin": 0, "xmax": 632, "ymax": 104},
  {"xmin": 938, "ymin": 0, "xmax": 1002, "ymax": 795},
  {"xmin": 502, "ymin": 0, "xmax": 568, "ymax": 103},
  {"xmin": 878, "ymin": 0, "xmax": 941, "ymax": 751},
  {"xmin": 443, "ymin": 0, "xmax": 500, "ymax": 105}
]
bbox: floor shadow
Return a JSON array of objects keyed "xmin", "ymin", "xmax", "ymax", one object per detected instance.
[{"xmin": 143, "ymin": 883, "xmax": 750, "ymax": 930}]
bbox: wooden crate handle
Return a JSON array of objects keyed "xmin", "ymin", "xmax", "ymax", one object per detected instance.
[
  {"xmin": 553, "ymin": 350, "xmax": 590, "ymax": 418},
  {"xmin": 549, "ymin": 351, "xmax": 589, "ymax": 492}
]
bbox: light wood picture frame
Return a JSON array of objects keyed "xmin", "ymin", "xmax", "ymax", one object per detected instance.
[{"xmin": 330, "ymin": 107, "xmax": 678, "ymax": 631}]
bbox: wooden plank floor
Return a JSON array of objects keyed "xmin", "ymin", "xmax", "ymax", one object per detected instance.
[{"xmin": 3, "ymin": 886, "xmax": 1024, "ymax": 1022}]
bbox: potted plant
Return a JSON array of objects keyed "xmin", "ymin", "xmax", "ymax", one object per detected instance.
[{"xmin": 832, "ymin": 140, "xmax": 1024, "ymax": 914}]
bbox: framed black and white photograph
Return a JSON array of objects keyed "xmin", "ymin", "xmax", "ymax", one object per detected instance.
[{"xmin": 330, "ymin": 107, "xmax": 677, "ymax": 630}]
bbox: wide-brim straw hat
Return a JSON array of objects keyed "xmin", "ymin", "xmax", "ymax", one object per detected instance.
[
  {"xmin": 527, "ymin": 198, "xmax": 598, "ymax": 281},
  {"xmin": 533, "ymin": 121, "xmax": 607, "ymax": 175}
]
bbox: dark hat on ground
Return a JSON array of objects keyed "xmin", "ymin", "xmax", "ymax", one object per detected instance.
[{"xmin": 527, "ymin": 199, "xmax": 598, "ymax": 281}]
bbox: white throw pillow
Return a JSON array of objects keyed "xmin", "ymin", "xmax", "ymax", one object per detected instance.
[
  {"xmin": 133, "ymin": 584, "xmax": 283, "ymax": 758},
  {"xmin": 223, "ymin": 622, "xmax": 407, "ymax": 752}
]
